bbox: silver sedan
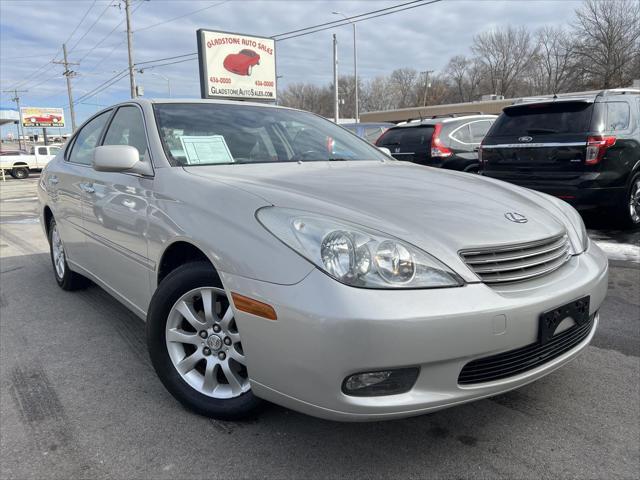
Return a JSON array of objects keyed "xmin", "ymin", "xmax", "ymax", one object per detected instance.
[{"xmin": 38, "ymin": 99, "xmax": 608, "ymax": 421}]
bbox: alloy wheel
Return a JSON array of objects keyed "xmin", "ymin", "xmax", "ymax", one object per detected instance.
[
  {"xmin": 51, "ymin": 225, "xmax": 66, "ymax": 279},
  {"xmin": 165, "ymin": 287, "xmax": 249, "ymax": 399},
  {"xmin": 629, "ymin": 178, "xmax": 640, "ymax": 224}
]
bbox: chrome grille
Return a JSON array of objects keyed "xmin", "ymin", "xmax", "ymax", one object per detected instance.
[{"xmin": 460, "ymin": 234, "xmax": 571, "ymax": 284}]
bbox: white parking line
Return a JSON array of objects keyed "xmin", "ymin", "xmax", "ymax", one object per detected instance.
[{"xmin": 594, "ymin": 240, "xmax": 640, "ymax": 264}]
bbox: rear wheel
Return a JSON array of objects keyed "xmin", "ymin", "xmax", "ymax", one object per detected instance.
[
  {"xmin": 147, "ymin": 261, "xmax": 262, "ymax": 419},
  {"xmin": 11, "ymin": 167, "xmax": 28, "ymax": 179},
  {"xmin": 48, "ymin": 218, "xmax": 90, "ymax": 290},
  {"xmin": 621, "ymin": 173, "xmax": 640, "ymax": 229}
]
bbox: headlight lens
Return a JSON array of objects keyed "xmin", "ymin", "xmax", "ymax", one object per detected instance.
[{"xmin": 257, "ymin": 207, "xmax": 462, "ymax": 289}]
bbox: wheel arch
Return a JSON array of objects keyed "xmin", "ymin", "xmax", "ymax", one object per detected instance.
[
  {"xmin": 43, "ymin": 205, "xmax": 54, "ymax": 236},
  {"xmin": 156, "ymin": 240, "xmax": 217, "ymax": 287}
]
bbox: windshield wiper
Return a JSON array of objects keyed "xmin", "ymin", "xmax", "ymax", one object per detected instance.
[
  {"xmin": 526, "ymin": 128, "xmax": 558, "ymax": 134},
  {"xmin": 327, "ymin": 157, "xmax": 350, "ymax": 161}
]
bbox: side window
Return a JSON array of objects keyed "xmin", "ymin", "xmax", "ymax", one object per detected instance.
[
  {"xmin": 606, "ymin": 102, "xmax": 630, "ymax": 131},
  {"xmin": 469, "ymin": 120, "xmax": 493, "ymax": 143},
  {"xmin": 67, "ymin": 111, "xmax": 111, "ymax": 165},
  {"xmin": 451, "ymin": 124, "xmax": 472, "ymax": 143},
  {"xmin": 103, "ymin": 106, "xmax": 149, "ymax": 160},
  {"xmin": 37, "ymin": 147, "xmax": 48, "ymax": 155},
  {"xmin": 364, "ymin": 127, "xmax": 383, "ymax": 142},
  {"xmin": 49, "ymin": 147, "xmax": 61, "ymax": 155}
]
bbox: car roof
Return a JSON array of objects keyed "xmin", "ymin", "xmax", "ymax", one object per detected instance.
[{"xmin": 391, "ymin": 114, "xmax": 497, "ymax": 128}]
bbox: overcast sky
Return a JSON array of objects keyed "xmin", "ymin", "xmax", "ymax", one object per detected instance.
[{"xmin": 1, "ymin": 0, "xmax": 582, "ymax": 133}]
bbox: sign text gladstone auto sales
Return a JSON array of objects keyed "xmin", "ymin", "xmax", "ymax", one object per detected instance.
[{"xmin": 197, "ymin": 29, "xmax": 277, "ymax": 101}]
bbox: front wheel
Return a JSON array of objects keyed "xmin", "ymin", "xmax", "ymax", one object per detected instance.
[{"xmin": 147, "ymin": 261, "xmax": 262, "ymax": 419}]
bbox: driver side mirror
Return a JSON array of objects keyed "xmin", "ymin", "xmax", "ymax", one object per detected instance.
[{"xmin": 93, "ymin": 145, "xmax": 152, "ymax": 176}]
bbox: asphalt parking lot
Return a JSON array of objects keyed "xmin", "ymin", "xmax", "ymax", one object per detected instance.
[{"xmin": 1, "ymin": 175, "xmax": 638, "ymax": 480}]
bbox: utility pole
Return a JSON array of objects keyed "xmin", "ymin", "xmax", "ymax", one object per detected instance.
[
  {"xmin": 125, "ymin": 0, "xmax": 136, "ymax": 98},
  {"xmin": 332, "ymin": 11, "xmax": 358, "ymax": 123},
  {"xmin": 422, "ymin": 70, "xmax": 434, "ymax": 106},
  {"xmin": 3, "ymin": 88, "xmax": 27, "ymax": 150},
  {"xmin": 333, "ymin": 34, "xmax": 339, "ymax": 123},
  {"xmin": 53, "ymin": 44, "xmax": 79, "ymax": 132}
]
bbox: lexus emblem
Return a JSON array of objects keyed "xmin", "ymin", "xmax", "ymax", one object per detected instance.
[
  {"xmin": 505, "ymin": 212, "xmax": 528, "ymax": 223},
  {"xmin": 518, "ymin": 136, "xmax": 533, "ymax": 142}
]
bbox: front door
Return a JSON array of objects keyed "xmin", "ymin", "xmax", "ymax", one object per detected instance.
[{"xmin": 82, "ymin": 105, "xmax": 154, "ymax": 314}]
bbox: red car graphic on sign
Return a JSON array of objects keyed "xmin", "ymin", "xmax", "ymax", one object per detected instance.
[
  {"xmin": 28, "ymin": 114, "xmax": 62, "ymax": 124},
  {"xmin": 223, "ymin": 49, "xmax": 260, "ymax": 76}
]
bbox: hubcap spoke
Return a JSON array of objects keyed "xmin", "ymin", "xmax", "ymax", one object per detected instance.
[
  {"xmin": 202, "ymin": 360, "xmax": 219, "ymax": 393},
  {"xmin": 228, "ymin": 348, "xmax": 246, "ymax": 365},
  {"xmin": 201, "ymin": 289, "xmax": 215, "ymax": 327},
  {"xmin": 175, "ymin": 300, "xmax": 206, "ymax": 330},
  {"xmin": 176, "ymin": 351, "xmax": 201, "ymax": 375},
  {"xmin": 221, "ymin": 362, "xmax": 243, "ymax": 395},
  {"xmin": 166, "ymin": 328, "xmax": 200, "ymax": 345},
  {"xmin": 220, "ymin": 305, "xmax": 234, "ymax": 330}
]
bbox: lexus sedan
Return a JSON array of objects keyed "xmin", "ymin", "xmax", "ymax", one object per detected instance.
[{"xmin": 38, "ymin": 99, "xmax": 608, "ymax": 421}]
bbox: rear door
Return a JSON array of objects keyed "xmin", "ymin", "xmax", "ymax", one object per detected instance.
[
  {"xmin": 376, "ymin": 125, "xmax": 434, "ymax": 165},
  {"xmin": 482, "ymin": 101, "xmax": 593, "ymax": 180}
]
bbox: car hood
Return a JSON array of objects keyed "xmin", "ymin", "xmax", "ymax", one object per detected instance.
[{"xmin": 184, "ymin": 161, "xmax": 571, "ymax": 281}]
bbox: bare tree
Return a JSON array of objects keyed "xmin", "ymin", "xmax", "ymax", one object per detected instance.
[
  {"xmin": 571, "ymin": 0, "xmax": 640, "ymax": 88},
  {"xmin": 472, "ymin": 26, "xmax": 537, "ymax": 97},
  {"xmin": 389, "ymin": 68, "xmax": 419, "ymax": 108},
  {"xmin": 445, "ymin": 55, "xmax": 483, "ymax": 102},
  {"xmin": 360, "ymin": 76, "xmax": 397, "ymax": 112},
  {"xmin": 530, "ymin": 26, "xmax": 577, "ymax": 94}
]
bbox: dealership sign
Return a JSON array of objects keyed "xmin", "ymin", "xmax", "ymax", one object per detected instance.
[
  {"xmin": 21, "ymin": 107, "xmax": 65, "ymax": 128},
  {"xmin": 197, "ymin": 29, "xmax": 276, "ymax": 101}
]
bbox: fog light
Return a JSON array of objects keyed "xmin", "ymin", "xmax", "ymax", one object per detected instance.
[{"xmin": 342, "ymin": 367, "xmax": 419, "ymax": 397}]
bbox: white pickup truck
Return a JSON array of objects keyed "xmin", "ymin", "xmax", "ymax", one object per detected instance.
[{"xmin": 0, "ymin": 145, "xmax": 61, "ymax": 179}]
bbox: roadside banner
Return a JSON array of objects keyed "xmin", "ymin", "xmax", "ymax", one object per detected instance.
[
  {"xmin": 197, "ymin": 29, "xmax": 276, "ymax": 101},
  {"xmin": 21, "ymin": 107, "xmax": 65, "ymax": 128}
]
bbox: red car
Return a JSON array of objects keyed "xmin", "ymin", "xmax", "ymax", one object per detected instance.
[
  {"xmin": 28, "ymin": 113, "xmax": 62, "ymax": 124},
  {"xmin": 223, "ymin": 49, "xmax": 260, "ymax": 76}
]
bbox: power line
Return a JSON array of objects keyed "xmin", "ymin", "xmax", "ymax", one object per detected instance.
[
  {"xmin": 276, "ymin": 0, "xmax": 443, "ymax": 41},
  {"xmin": 68, "ymin": 1, "xmax": 116, "ymax": 53},
  {"xmin": 134, "ymin": 0, "xmax": 442, "ymax": 69},
  {"xmin": 134, "ymin": 0, "xmax": 231, "ymax": 33},
  {"xmin": 272, "ymin": 0, "xmax": 427, "ymax": 39},
  {"xmin": 63, "ymin": 0, "xmax": 98, "ymax": 48}
]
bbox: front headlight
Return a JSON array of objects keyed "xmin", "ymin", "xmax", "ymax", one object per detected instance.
[
  {"xmin": 559, "ymin": 202, "xmax": 589, "ymax": 253},
  {"xmin": 257, "ymin": 207, "xmax": 463, "ymax": 289}
]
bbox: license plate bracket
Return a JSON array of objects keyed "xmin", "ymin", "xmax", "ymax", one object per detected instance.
[{"xmin": 539, "ymin": 296, "xmax": 590, "ymax": 345}]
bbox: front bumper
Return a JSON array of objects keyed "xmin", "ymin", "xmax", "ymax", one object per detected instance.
[{"xmin": 221, "ymin": 241, "xmax": 608, "ymax": 421}]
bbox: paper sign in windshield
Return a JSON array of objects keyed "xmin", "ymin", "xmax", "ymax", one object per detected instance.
[{"xmin": 179, "ymin": 135, "xmax": 234, "ymax": 164}]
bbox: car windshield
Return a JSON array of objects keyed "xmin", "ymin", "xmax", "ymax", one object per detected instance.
[
  {"xmin": 492, "ymin": 101, "xmax": 594, "ymax": 136},
  {"xmin": 154, "ymin": 103, "xmax": 388, "ymax": 166}
]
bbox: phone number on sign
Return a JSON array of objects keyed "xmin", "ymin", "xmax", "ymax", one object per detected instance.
[{"xmin": 254, "ymin": 80, "xmax": 274, "ymax": 87}]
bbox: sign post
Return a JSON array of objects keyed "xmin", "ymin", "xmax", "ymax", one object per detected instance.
[{"xmin": 197, "ymin": 29, "xmax": 276, "ymax": 102}]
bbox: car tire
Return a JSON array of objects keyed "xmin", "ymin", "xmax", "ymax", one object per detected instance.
[
  {"xmin": 11, "ymin": 167, "xmax": 28, "ymax": 179},
  {"xmin": 147, "ymin": 261, "xmax": 263, "ymax": 420},
  {"xmin": 464, "ymin": 164, "xmax": 480, "ymax": 174},
  {"xmin": 48, "ymin": 218, "xmax": 91, "ymax": 290},
  {"xmin": 618, "ymin": 173, "xmax": 640, "ymax": 230}
]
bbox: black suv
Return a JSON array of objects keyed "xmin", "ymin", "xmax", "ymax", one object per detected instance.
[
  {"xmin": 375, "ymin": 114, "xmax": 496, "ymax": 173},
  {"xmin": 481, "ymin": 90, "xmax": 640, "ymax": 228}
]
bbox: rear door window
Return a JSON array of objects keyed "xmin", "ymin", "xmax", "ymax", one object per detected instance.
[
  {"xmin": 469, "ymin": 120, "xmax": 493, "ymax": 143},
  {"xmin": 38, "ymin": 147, "xmax": 48, "ymax": 155},
  {"xmin": 364, "ymin": 127, "xmax": 383, "ymax": 142},
  {"xmin": 451, "ymin": 124, "xmax": 472, "ymax": 143},
  {"xmin": 605, "ymin": 102, "xmax": 630, "ymax": 131},
  {"xmin": 491, "ymin": 102, "xmax": 594, "ymax": 136},
  {"xmin": 378, "ymin": 126, "xmax": 434, "ymax": 151}
]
